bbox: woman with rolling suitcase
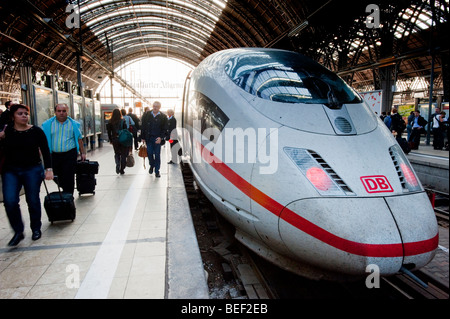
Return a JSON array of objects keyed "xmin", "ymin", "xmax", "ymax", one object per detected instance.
[{"xmin": 0, "ymin": 104, "xmax": 53, "ymax": 246}]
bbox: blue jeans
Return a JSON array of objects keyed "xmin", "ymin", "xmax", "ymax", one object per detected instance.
[
  {"xmin": 2, "ymin": 164, "xmax": 44, "ymax": 233},
  {"xmin": 147, "ymin": 138, "xmax": 162, "ymax": 173}
]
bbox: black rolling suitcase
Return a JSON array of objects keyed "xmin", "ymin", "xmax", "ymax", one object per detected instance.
[
  {"xmin": 76, "ymin": 173, "xmax": 96, "ymax": 195},
  {"xmin": 76, "ymin": 160, "xmax": 99, "ymax": 175},
  {"xmin": 396, "ymin": 136, "xmax": 411, "ymax": 154},
  {"xmin": 43, "ymin": 179, "xmax": 76, "ymax": 223},
  {"xmin": 76, "ymin": 160, "xmax": 98, "ymax": 195}
]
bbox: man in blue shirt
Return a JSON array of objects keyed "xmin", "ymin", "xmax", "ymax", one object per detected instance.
[
  {"xmin": 408, "ymin": 110, "xmax": 428, "ymax": 150},
  {"xmin": 42, "ymin": 103, "xmax": 86, "ymax": 194},
  {"xmin": 141, "ymin": 101, "xmax": 168, "ymax": 178}
]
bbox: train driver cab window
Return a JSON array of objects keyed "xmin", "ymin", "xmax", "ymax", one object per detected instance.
[
  {"xmin": 189, "ymin": 91, "xmax": 229, "ymax": 133},
  {"xmin": 224, "ymin": 50, "xmax": 361, "ymax": 108}
]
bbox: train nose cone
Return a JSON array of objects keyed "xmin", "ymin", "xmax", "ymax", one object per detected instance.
[
  {"xmin": 384, "ymin": 192, "xmax": 438, "ymax": 270},
  {"xmin": 278, "ymin": 196, "xmax": 437, "ymax": 279}
]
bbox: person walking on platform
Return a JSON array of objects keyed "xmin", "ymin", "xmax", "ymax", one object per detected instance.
[
  {"xmin": 408, "ymin": 110, "xmax": 427, "ymax": 150},
  {"xmin": 432, "ymin": 109, "xmax": 445, "ymax": 150},
  {"xmin": 107, "ymin": 108, "xmax": 129, "ymax": 174},
  {"xmin": 389, "ymin": 108, "xmax": 406, "ymax": 137},
  {"xmin": 42, "ymin": 103, "xmax": 86, "ymax": 195},
  {"xmin": 406, "ymin": 111, "xmax": 415, "ymax": 141},
  {"xmin": 0, "ymin": 104, "xmax": 53, "ymax": 246},
  {"xmin": 141, "ymin": 101, "xmax": 168, "ymax": 177},
  {"xmin": 128, "ymin": 107, "xmax": 141, "ymax": 150},
  {"xmin": 166, "ymin": 109, "xmax": 179, "ymax": 164},
  {"xmin": 120, "ymin": 108, "xmax": 135, "ymax": 155}
]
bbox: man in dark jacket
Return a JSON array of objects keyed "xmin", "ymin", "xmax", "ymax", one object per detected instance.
[
  {"xmin": 408, "ymin": 110, "xmax": 428, "ymax": 150},
  {"xmin": 389, "ymin": 108, "xmax": 406, "ymax": 137},
  {"xmin": 141, "ymin": 101, "xmax": 167, "ymax": 177}
]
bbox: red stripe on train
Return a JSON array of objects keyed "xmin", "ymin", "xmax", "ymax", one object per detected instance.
[{"xmin": 195, "ymin": 140, "xmax": 438, "ymax": 257}]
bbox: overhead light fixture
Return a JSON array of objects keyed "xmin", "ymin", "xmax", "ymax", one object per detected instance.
[{"xmin": 288, "ymin": 20, "xmax": 309, "ymax": 37}]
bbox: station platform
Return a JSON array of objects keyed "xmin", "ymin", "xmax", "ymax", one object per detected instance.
[
  {"xmin": 0, "ymin": 144, "xmax": 209, "ymax": 299},
  {"xmin": 406, "ymin": 139, "xmax": 449, "ymax": 194}
]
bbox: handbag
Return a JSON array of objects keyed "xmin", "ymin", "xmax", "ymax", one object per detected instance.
[
  {"xmin": 138, "ymin": 144, "xmax": 147, "ymax": 168},
  {"xmin": 138, "ymin": 144, "xmax": 147, "ymax": 158},
  {"xmin": 126, "ymin": 154, "xmax": 135, "ymax": 167}
]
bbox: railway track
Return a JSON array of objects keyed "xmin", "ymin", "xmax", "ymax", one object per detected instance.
[
  {"xmin": 181, "ymin": 163, "xmax": 449, "ymax": 299},
  {"xmin": 381, "ymin": 270, "xmax": 449, "ymax": 299}
]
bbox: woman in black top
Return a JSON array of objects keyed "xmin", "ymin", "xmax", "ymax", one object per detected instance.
[
  {"xmin": 0, "ymin": 104, "xmax": 53, "ymax": 246},
  {"xmin": 107, "ymin": 108, "xmax": 128, "ymax": 174}
]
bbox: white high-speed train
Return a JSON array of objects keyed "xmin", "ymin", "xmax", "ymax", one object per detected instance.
[{"xmin": 178, "ymin": 48, "xmax": 438, "ymax": 281}]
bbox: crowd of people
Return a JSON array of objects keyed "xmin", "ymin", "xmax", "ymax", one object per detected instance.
[
  {"xmin": 381, "ymin": 107, "xmax": 449, "ymax": 151},
  {"xmin": 107, "ymin": 101, "xmax": 179, "ymax": 177},
  {"xmin": 0, "ymin": 100, "xmax": 179, "ymax": 247}
]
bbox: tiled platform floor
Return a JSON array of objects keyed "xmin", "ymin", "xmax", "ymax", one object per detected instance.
[{"xmin": 0, "ymin": 143, "xmax": 207, "ymax": 299}]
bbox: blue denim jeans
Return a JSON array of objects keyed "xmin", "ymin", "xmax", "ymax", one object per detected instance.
[
  {"xmin": 2, "ymin": 164, "xmax": 44, "ymax": 233},
  {"xmin": 147, "ymin": 138, "xmax": 162, "ymax": 173}
]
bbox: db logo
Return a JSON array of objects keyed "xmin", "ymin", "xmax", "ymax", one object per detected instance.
[{"xmin": 360, "ymin": 176, "xmax": 393, "ymax": 193}]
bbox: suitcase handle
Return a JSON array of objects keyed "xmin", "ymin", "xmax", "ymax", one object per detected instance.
[{"xmin": 43, "ymin": 176, "xmax": 65, "ymax": 203}]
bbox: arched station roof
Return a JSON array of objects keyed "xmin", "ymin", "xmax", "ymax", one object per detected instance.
[{"xmin": 0, "ymin": 0, "xmax": 448, "ymax": 101}]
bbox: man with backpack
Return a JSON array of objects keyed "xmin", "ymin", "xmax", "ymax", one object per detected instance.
[{"xmin": 389, "ymin": 108, "xmax": 406, "ymax": 137}]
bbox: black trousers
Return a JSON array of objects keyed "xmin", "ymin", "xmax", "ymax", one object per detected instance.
[
  {"xmin": 52, "ymin": 148, "xmax": 77, "ymax": 194},
  {"xmin": 112, "ymin": 140, "xmax": 128, "ymax": 172},
  {"xmin": 409, "ymin": 128, "xmax": 422, "ymax": 149},
  {"xmin": 132, "ymin": 130, "xmax": 139, "ymax": 149},
  {"xmin": 432, "ymin": 127, "xmax": 444, "ymax": 149}
]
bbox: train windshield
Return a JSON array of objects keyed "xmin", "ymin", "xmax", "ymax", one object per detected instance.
[{"xmin": 225, "ymin": 50, "xmax": 362, "ymax": 106}]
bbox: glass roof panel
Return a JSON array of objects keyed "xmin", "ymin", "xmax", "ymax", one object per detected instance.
[{"xmin": 79, "ymin": 0, "xmax": 228, "ymax": 61}]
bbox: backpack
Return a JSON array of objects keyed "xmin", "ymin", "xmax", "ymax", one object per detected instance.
[
  {"xmin": 117, "ymin": 120, "xmax": 133, "ymax": 147},
  {"xmin": 397, "ymin": 118, "xmax": 406, "ymax": 132}
]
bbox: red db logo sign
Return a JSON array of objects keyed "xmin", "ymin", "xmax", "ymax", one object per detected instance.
[{"xmin": 360, "ymin": 176, "xmax": 393, "ymax": 193}]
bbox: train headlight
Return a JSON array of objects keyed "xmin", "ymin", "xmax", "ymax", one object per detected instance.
[
  {"xmin": 306, "ymin": 167, "xmax": 333, "ymax": 191},
  {"xmin": 284, "ymin": 147, "xmax": 351, "ymax": 196}
]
